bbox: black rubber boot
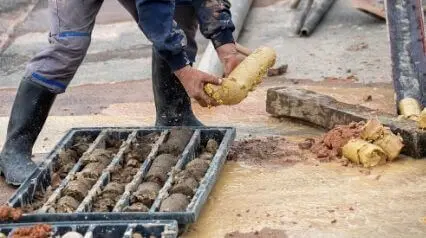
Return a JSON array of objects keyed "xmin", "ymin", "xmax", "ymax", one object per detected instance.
[
  {"xmin": 0, "ymin": 79, "xmax": 56, "ymax": 186},
  {"xmin": 151, "ymin": 49, "xmax": 204, "ymax": 127}
]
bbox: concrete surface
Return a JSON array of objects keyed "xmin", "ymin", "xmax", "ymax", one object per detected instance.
[
  {"xmin": 184, "ymin": 160, "xmax": 426, "ymax": 238},
  {"xmin": 0, "ymin": 0, "xmax": 425, "ymax": 237},
  {"xmin": 1, "ymin": 0, "xmax": 388, "ymax": 89}
]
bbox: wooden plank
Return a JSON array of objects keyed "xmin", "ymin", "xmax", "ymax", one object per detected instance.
[{"xmin": 266, "ymin": 87, "xmax": 426, "ymax": 158}]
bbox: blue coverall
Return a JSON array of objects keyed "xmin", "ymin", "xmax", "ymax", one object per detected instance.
[{"xmin": 25, "ymin": 0, "xmax": 236, "ymax": 93}]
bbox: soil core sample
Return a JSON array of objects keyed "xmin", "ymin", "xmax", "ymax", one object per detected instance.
[
  {"xmin": 158, "ymin": 128, "xmax": 193, "ymax": 155},
  {"xmin": 146, "ymin": 154, "xmax": 178, "ymax": 185},
  {"xmin": 159, "ymin": 193, "xmax": 190, "ymax": 212},
  {"xmin": 131, "ymin": 182, "xmax": 161, "ymax": 207}
]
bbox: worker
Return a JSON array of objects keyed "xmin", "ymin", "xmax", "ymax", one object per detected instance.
[{"xmin": 0, "ymin": 0, "xmax": 242, "ymax": 186}]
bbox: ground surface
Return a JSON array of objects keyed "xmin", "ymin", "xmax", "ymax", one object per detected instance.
[{"xmin": 0, "ymin": 0, "xmax": 425, "ymax": 237}]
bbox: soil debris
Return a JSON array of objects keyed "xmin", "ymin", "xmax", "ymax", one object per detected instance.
[
  {"xmin": 310, "ymin": 122, "xmax": 365, "ymax": 161},
  {"xmin": 225, "ymin": 227, "xmax": 288, "ymax": 238},
  {"xmin": 0, "ymin": 205, "xmax": 23, "ymax": 221},
  {"xmin": 298, "ymin": 138, "xmax": 315, "ymax": 150},
  {"xmin": 10, "ymin": 224, "xmax": 52, "ymax": 238},
  {"xmin": 347, "ymin": 42, "xmax": 369, "ymax": 51},
  {"xmin": 228, "ymin": 136, "xmax": 314, "ymax": 166},
  {"xmin": 267, "ymin": 64, "xmax": 288, "ymax": 77}
]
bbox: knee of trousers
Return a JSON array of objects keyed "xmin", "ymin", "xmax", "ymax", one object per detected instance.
[{"xmin": 26, "ymin": 34, "xmax": 91, "ymax": 94}]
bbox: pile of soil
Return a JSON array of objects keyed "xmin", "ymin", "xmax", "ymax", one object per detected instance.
[
  {"xmin": 125, "ymin": 128, "xmax": 193, "ymax": 212},
  {"xmin": 228, "ymin": 122, "xmax": 365, "ymax": 166},
  {"xmin": 22, "ymin": 136, "xmax": 94, "ymax": 213},
  {"xmin": 225, "ymin": 227, "xmax": 288, "ymax": 238},
  {"xmin": 10, "ymin": 224, "xmax": 52, "ymax": 238},
  {"xmin": 228, "ymin": 136, "xmax": 314, "ymax": 166},
  {"xmin": 310, "ymin": 122, "xmax": 365, "ymax": 161},
  {"xmin": 0, "ymin": 205, "xmax": 22, "ymax": 221},
  {"xmin": 92, "ymin": 133, "xmax": 159, "ymax": 212},
  {"xmin": 159, "ymin": 139, "xmax": 217, "ymax": 212}
]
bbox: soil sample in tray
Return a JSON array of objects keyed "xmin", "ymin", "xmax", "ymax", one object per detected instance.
[
  {"xmin": 145, "ymin": 154, "xmax": 179, "ymax": 185},
  {"xmin": 158, "ymin": 128, "xmax": 193, "ymax": 155},
  {"xmin": 51, "ymin": 137, "xmax": 123, "ymax": 213},
  {"xmin": 130, "ymin": 182, "xmax": 161, "ymax": 208},
  {"xmin": 160, "ymin": 139, "xmax": 217, "ymax": 212},
  {"xmin": 124, "ymin": 129, "xmax": 192, "ymax": 212},
  {"xmin": 159, "ymin": 193, "xmax": 190, "ymax": 212},
  {"xmin": 92, "ymin": 133, "xmax": 159, "ymax": 212},
  {"xmin": 22, "ymin": 136, "xmax": 94, "ymax": 213}
]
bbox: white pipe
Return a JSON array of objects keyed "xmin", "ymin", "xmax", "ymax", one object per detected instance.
[{"xmin": 197, "ymin": 0, "xmax": 253, "ymax": 76}]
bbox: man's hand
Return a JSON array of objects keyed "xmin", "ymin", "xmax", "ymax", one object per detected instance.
[
  {"xmin": 175, "ymin": 66, "xmax": 222, "ymax": 107},
  {"xmin": 216, "ymin": 43, "xmax": 244, "ymax": 77}
]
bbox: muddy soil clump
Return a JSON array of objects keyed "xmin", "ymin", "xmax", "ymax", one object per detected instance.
[
  {"xmin": 225, "ymin": 227, "xmax": 288, "ymax": 238},
  {"xmin": 160, "ymin": 139, "xmax": 217, "ymax": 211},
  {"xmin": 145, "ymin": 154, "xmax": 179, "ymax": 185},
  {"xmin": 0, "ymin": 205, "xmax": 23, "ymax": 221},
  {"xmin": 22, "ymin": 136, "xmax": 94, "ymax": 213},
  {"xmin": 51, "ymin": 137, "xmax": 122, "ymax": 213},
  {"xmin": 158, "ymin": 128, "xmax": 193, "ymax": 155},
  {"xmin": 228, "ymin": 136, "xmax": 314, "ymax": 166},
  {"xmin": 10, "ymin": 224, "xmax": 52, "ymax": 238},
  {"xmin": 92, "ymin": 133, "xmax": 160, "ymax": 212},
  {"xmin": 125, "ymin": 130, "xmax": 208, "ymax": 212},
  {"xmin": 159, "ymin": 193, "xmax": 189, "ymax": 212},
  {"xmin": 310, "ymin": 122, "xmax": 365, "ymax": 161},
  {"xmin": 131, "ymin": 182, "xmax": 161, "ymax": 208}
]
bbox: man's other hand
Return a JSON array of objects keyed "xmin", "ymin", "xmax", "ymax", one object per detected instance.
[{"xmin": 216, "ymin": 43, "xmax": 244, "ymax": 77}]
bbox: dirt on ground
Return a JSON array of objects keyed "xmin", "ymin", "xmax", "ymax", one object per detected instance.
[
  {"xmin": 10, "ymin": 224, "xmax": 52, "ymax": 238},
  {"xmin": 225, "ymin": 228, "xmax": 288, "ymax": 238},
  {"xmin": 228, "ymin": 136, "xmax": 316, "ymax": 167},
  {"xmin": 228, "ymin": 121, "xmax": 367, "ymax": 167}
]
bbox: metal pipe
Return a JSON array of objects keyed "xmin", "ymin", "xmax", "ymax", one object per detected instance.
[
  {"xmin": 197, "ymin": 0, "xmax": 254, "ymax": 76},
  {"xmin": 385, "ymin": 0, "xmax": 426, "ymax": 114},
  {"xmin": 300, "ymin": 0, "xmax": 336, "ymax": 36},
  {"xmin": 287, "ymin": 0, "xmax": 313, "ymax": 36}
]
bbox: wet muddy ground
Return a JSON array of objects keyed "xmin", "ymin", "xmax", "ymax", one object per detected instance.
[{"xmin": 0, "ymin": 78, "xmax": 424, "ymax": 237}]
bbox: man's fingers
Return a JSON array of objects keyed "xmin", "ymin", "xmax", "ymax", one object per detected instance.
[
  {"xmin": 194, "ymin": 95, "xmax": 207, "ymax": 107},
  {"xmin": 202, "ymin": 75, "xmax": 222, "ymax": 86},
  {"xmin": 200, "ymin": 92, "xmax": 219, "ymax": 107}
]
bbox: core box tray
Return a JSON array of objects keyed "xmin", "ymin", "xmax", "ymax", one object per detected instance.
[
  {"xmin": 6, "ymin": 127, "xmax": 236, "ymax": 224},
  {"xmin": 0, "ymin": 220, "xmax": 178, "ymax": 238}
]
